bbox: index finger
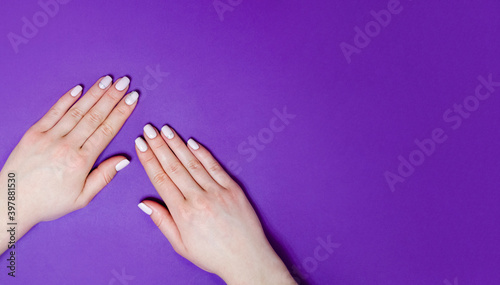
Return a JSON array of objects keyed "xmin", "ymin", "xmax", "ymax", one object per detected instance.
[
  {"xmin": 81, "ymin": 91, "xmax": 139, "ymax": 159},
  {"xmin": 135, "ymin": 137, "xmax": 186, "ymax": 209}
]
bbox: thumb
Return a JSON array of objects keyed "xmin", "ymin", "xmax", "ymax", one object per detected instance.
[
  {"xmin": 78, "ymin": 156, "xmax": 130, "ymax": 206},
  {"xmin": 138, "ymin": 200, "xmax": 185, "ymax": 255}
]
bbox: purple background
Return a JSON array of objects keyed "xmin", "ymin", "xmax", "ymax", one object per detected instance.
[{"xmin": 1, "ymin": 0, "xmax": 500, "ymax": 284}]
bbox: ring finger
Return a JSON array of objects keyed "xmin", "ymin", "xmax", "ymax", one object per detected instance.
[
  {"xmin": 141, "ymin": 124, "xmax": 204, "ymax": 198},
  {"xmin": 66, "ymin": 76, "xmax": 130, "ymax": 146},
  {"xmin": 159, "ymin": 125, "xmax": 220, "ymax": 192},
  {"xmin": 49, "ymin": 75, "xmax": 113, "ymax": 137}
]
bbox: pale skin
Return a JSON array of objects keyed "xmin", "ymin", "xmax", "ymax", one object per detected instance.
[
  {"xmin": 0, "ymin": 76, "xmax": 296, "ymax": 284},
  {"xmin": 0, "ymin": 75, "xmax": 137, "ymax": 253},
  {"xmin": 136, "ymin": 125, "xmax": 296, "ymax": 284}
]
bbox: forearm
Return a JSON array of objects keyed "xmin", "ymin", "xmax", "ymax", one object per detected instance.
[
  {"xmin": 224, "ymin": 264, "xmax": 297, "ymax": 285},
  {"xmin": 0, "ymin": 170, "xmax": 37, "ymax": 255},
  {"xmin": 221, "ymin": 245, "xmax": 297, "ymax": 285},
  {"xmin": 0, "ymin": 216, "xmax": 36, "ymax": 255}
]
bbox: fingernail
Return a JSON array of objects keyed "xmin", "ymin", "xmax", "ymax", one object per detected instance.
[
  {"xmin": 138, "ymin": 202, "xmax": 153, "ymax": 215},
  {"xmin": 70, "ymin": 85, "xmax": 83, "ymax": 97},
  {"xmin": 125, "ymin": 91, "xmax": 139, "ymax": 105},
  {"xmin": 116, "ymin": 76, "xmax": 130, "ymax": 91},
  {"xmin": 135, "ymin": 137, "xmax": 148, "ymax": 152},
  {"xmin": 144, "ymin": 124, "xmax": 157, "ymax": 139},
  {"xmin": 99, "ymin": 75, "xmax": 112, "ymax": 89},
  {"xmin": 187, "ymin": 138, "xmax": 199, "ymax": 150},
  {"xmin": 115, "ymin": 159, "xmax": 130, "ymax": 172},
  {"xmin": 161, "ymin": 125, "xmax": 174, "ymax": 139}
]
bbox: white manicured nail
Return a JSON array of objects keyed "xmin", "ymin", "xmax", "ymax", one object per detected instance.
[
  {"xmin": 161, "ymin": 125, "xmax": 174, "ymax": 139},
  {"xmin": 99, "ymin": 75, "xmax": 112, "ymax": 89},
  {"xmin": 70, "ymin": 85, "xmax": 82, "ymax": 97},
  {"xmin": 125, "ymin": 91, "xmax": 139, "ymax": 105},
  {"xmin": 135, "ymin": 137, "xmax": 148, "ymax": 152},
  {"xmin": 187, "ymin": 138, "xmax": 199, "ymax": 150},
  {"xmin": 144, "ymin": 124, "xmax": 157, "ymax": 139},
  {"xmin": 116, "ymin": 76, "xmax": 130, "ymax": 91},
  {"xmin": 115, "ymin": 159, "xmax": 130, "ymax": 172},
  {"xmin": 138, "ymin": 203, "xmax": 153, "ymax": 215}
]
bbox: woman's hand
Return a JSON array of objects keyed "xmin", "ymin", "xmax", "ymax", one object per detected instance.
[
  {"xmin": 0, "ymin": 75, "xmax": 138, "ymax": 253},
  {"xmin": 135, "ymin": 124, "xmax": 296, "ymax": 285}
]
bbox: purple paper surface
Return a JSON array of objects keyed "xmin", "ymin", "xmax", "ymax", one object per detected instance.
[{"xmin": 1, "ymin": 0, "xmax": 500, "ymax": 284}]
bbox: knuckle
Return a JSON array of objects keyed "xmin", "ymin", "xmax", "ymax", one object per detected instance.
[
  {"xmin": 213, "ymin": 190, "xmax": 227, "ymax": 202},
  {"xmin": 151, "ymin": 142, "xmax": 166, "ymax": 151},
  {"xmin": 99, "ymin": 121, "xmax": 115, "ymax": 137},
  {"xmin": 115, "ymin": 105, "xmax": 129, "ymax": 117},
  {"xmin": 49, "ymin": 107, "xmax": 61, "ymax": 118},
  {"xmin": 24, "ymin": 128, "xmax": 42, "ymax": 141},
  {"xmin": 88, "ymin": 110, "xmax": 103, "ymax": 125},
  {"xmin": 154, "ymin": 215, "xmax": 164, "ymax": 228},
  {"xmin": 166, "ymin": 162, "xmax": 183, "ymax": 174},
  {"xmin": 107, "ymin": 91, "xmax": 122, "ymax": 100},
  {"xmin": 102, "ymin": 171, "xmax": 113, "ymax": 185},
  {"xmin": 193, "ymin": 195, "xmax": 211, "ymax": 210},
  {"xmin": 213, "ymin": 190, "xmax": 233, "ymax": 207},
  {"xmin": 186, "ymin": 160, "xmax": 202, "ymax": 171},
  {"xmin": 177, "ymin": 204, "xmax": 192, "ymax": 220},
  {"xmin": 226, "ymin": 183, "xmax": 243, "ymax": 195},
  {"xmin": 207, "ymin": 162, "xmax": 221, "ymax": 173},
  {"xmin": 142, "ymin": 154, "xmax": 157, "ymax": 163},
  {"xmin": 59, "ymin": 147, "xmax": 87, "ymax": 169},
  {"xmin": 74, "ymin": 155, "xmax": 88, "ymax": 169},
  {"xmin": 152, "ymin": 172, "xmax": 170, "ymax": 186},
  {"xmin": 69, "ymin": 107, "xmax": 84, "ymax": 120},
  {"xmin": 79, "ymin": 145, "xmax": 93, "ymax": 158},
  {"xmin": 230, "ymin": 188, "xmax": 244, "ymax": 201},
  {"xmin": 168, "ymin": 139, "xmax": 183, "ymax": 149},
  {"xmin": 89, "ymin": 88, "xmax": 101, "ymax": 99},
  {"xmin": 228, "ymin": 181, "xmax": 244, "ymax": 192}
]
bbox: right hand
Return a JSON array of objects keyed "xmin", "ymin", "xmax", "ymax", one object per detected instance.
[{"xmin": 135, "ymin": 124, "xmax": 296, "ymax": 285}]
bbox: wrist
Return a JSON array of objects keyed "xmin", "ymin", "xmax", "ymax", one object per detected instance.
[
  {"xmin": 0, "ymin": 171, "xmax": 39, "ymax": 254},
  {"xmin": 0, "ymin": 210, "xmax": 38, "ymax": 255},
  {"xmin": 221, "ymin": 249, "xmax": 296, "ymax": 285}
]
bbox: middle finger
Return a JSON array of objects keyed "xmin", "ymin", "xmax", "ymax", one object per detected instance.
[
  {"xmin": 142, "ymin": 124, "xmax": 204, "ymax": 198},
  {"xmin": 66, "ymin": 76, "xmax": 130, "ymax": 146}
]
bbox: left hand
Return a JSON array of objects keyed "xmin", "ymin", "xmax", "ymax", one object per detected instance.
[{"xmin": 0, "ymin": 75, "xmax": 138, "ymax": 253}]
